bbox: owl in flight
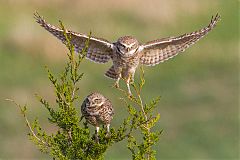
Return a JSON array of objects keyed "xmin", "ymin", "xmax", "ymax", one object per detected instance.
[{"xmin": 35, "ymin": 13, "xmax": 220, "ymax": 95}]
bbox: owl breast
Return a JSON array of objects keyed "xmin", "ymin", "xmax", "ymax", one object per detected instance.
[
  {"xmin": 112, "ymin": 51, "xmax": 139, "ymax": 69},
  {"xmin": 81, "ymin": 98, "xmax": 114, "ymax": 126},
  {"xmin": 110, "ymin": 51, "xmax": 140, "ymax": 80}
]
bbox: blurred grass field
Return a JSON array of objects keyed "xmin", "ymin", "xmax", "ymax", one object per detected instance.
[{"xmin": 0, "ymin": 0, "xmax": 239, "ymax": 159}]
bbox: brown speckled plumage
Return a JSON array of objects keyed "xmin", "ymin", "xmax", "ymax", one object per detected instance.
[
  {"xmin": 81, "ymin": 92, "xmax": 114, "ymax": 126},
  {"xmin": 81, "ymin": 92, "xmax": 114, "ymax": 142}
]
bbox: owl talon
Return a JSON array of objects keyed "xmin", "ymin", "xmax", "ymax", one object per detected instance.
[
  {"xmin": 114, "ymin": 82, "xmax": 119, "ymax": 88},
  {"xmin": 128, "ymin": 92, "xmax": 133, "ymax": 98},
  {"xmin": 127, "ymin": 90, "xmax": 132, "ymax": 97},
  {"xmin": 130, "ymin": 80, "xmax": 134, "ymax": 84}
]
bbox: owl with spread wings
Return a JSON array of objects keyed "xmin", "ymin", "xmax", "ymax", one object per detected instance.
[{"xmin": 34, "ymin": 13, "xmax": 220, "ymax": 95}]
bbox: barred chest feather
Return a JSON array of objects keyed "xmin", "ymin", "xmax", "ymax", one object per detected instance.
[{"xmin": 112, "ymin": 51, "xmax": 140, "ymax": 69}]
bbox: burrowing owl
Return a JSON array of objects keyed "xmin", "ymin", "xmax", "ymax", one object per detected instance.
[
  {"xmin": 81, "ymin": 92, "xmax": 114, "ymax": 142},
  {"xmin": 35, "ymin": 13, "xmax": 220, "ymax": 95}
]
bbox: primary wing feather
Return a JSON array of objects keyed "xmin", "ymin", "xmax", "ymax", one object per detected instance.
[
  {"xmin": 140, "ymin": 14, "xmax": 220, "ymax": 66},
  {"xmin": 34, "ymin": 13, "xmax": 113, "ymax": 63}
]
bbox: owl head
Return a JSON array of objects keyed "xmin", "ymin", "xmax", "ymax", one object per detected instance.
[
  {"xmin": 115, "ymin": 36, "xmax": 139, "ymax": 57},
  {"xmin": 86, "ymin": 92, "xmax": 106, "ymax": 107}
]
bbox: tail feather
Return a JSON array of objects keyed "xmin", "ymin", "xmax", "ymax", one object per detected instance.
[{"xmin": 105, "ymin": 65, "xmax": 118, "ymax": 79}]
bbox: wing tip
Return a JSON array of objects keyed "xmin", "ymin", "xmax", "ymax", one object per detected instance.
[
  {"xmin": 209, "ymin": 13, "xmax": 221, "ymax": 28},
  {"xmin": 33, "ymin": 11, "xmax": 45, "ymax": 24}
]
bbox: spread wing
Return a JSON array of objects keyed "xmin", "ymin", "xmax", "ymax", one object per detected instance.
[
  {"xmin": 140, "ymin": 14, "xmax": 220, "ymax": 66},
  {"xmin": 34, "ymin": 13, "xmax": 114, "ymax": 63}
]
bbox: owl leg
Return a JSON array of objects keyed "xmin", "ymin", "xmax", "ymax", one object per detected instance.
[
  {"xmin": 126, "ymin": 78, "xmax": 132, "ymax": 95},
  {"xmin": 95, "ymin": 126, "xmax": 100, "ymax": 143},
  {"xmin": 114, "ymin": 68, "xmax": 122, "ymax": 88},
  {"xmin": 105, "ymin": 124, "xmax": 111, "ymax": 138},
  {"xmin": 114, "ymin": 75, "xmax": 121, "ymax": 88},
  {"xmin": 125, "ymin": 68, "xmax": 135, "ymax": 95},
  {"xmin": 129, "ymin": 66, "xmax": 137, "ymax": 84}
]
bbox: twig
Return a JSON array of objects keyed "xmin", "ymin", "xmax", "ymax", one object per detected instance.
[{"xmin": 5, "ymin": 99, "xmax": 49, "ymax": 146}]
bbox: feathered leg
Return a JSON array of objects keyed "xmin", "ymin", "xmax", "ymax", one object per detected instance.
[
  {"xmin": 123, "ymin": 67, "xmax": 136, "ymax": 95},
  {"xmin": 105, "ymin": 124, "xmax": 111, "ymax": 138},
  {"xmin": 114, "ymin": 67, "xmax": 122, "ymax": 88},
  {"xmin": 95, "ymin": 126, "xmax": 100, "ymax": 143},
  {"xmin": 114, "ymin": 75, "xmax": 121, "ymax": 88},
  {"xmin": 126, "ymin": 77, "xmax": 132, "ymax": 95}
]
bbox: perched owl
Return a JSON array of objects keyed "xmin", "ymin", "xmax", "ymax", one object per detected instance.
[
  {"xmin": 81, "ymin": 92, "xmax": 114, "ymax": 142},
  {"xmin": 35, "ymin": 13, "xmax": 220, "ymax": 95}
]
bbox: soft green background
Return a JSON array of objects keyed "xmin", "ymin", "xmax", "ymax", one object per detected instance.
[{"xmin": 0, "ymin": 0, "xmax": 239, "ymax": 159}]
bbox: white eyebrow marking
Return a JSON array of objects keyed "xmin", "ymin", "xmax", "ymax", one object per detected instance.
[{"xmin": 124, "ymin": 42, "xmax": 135, "ymax": 48}]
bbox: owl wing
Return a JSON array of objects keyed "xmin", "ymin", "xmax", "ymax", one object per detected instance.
[
  {"xmin": 139, "ymin": 14, "xmax": 220, "ymax": 66},
  {"xmin": 34, "ymin": 13, "xmax": 114, "ymax": 63},
  {"xmin": 105, "ymin": 99, "xmax": 114, "ymax": 116}
]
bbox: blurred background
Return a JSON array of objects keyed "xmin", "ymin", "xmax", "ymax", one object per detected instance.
[{"xmin": 0, "ymin": 0, "xmax": 239, "ymax": 159}]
